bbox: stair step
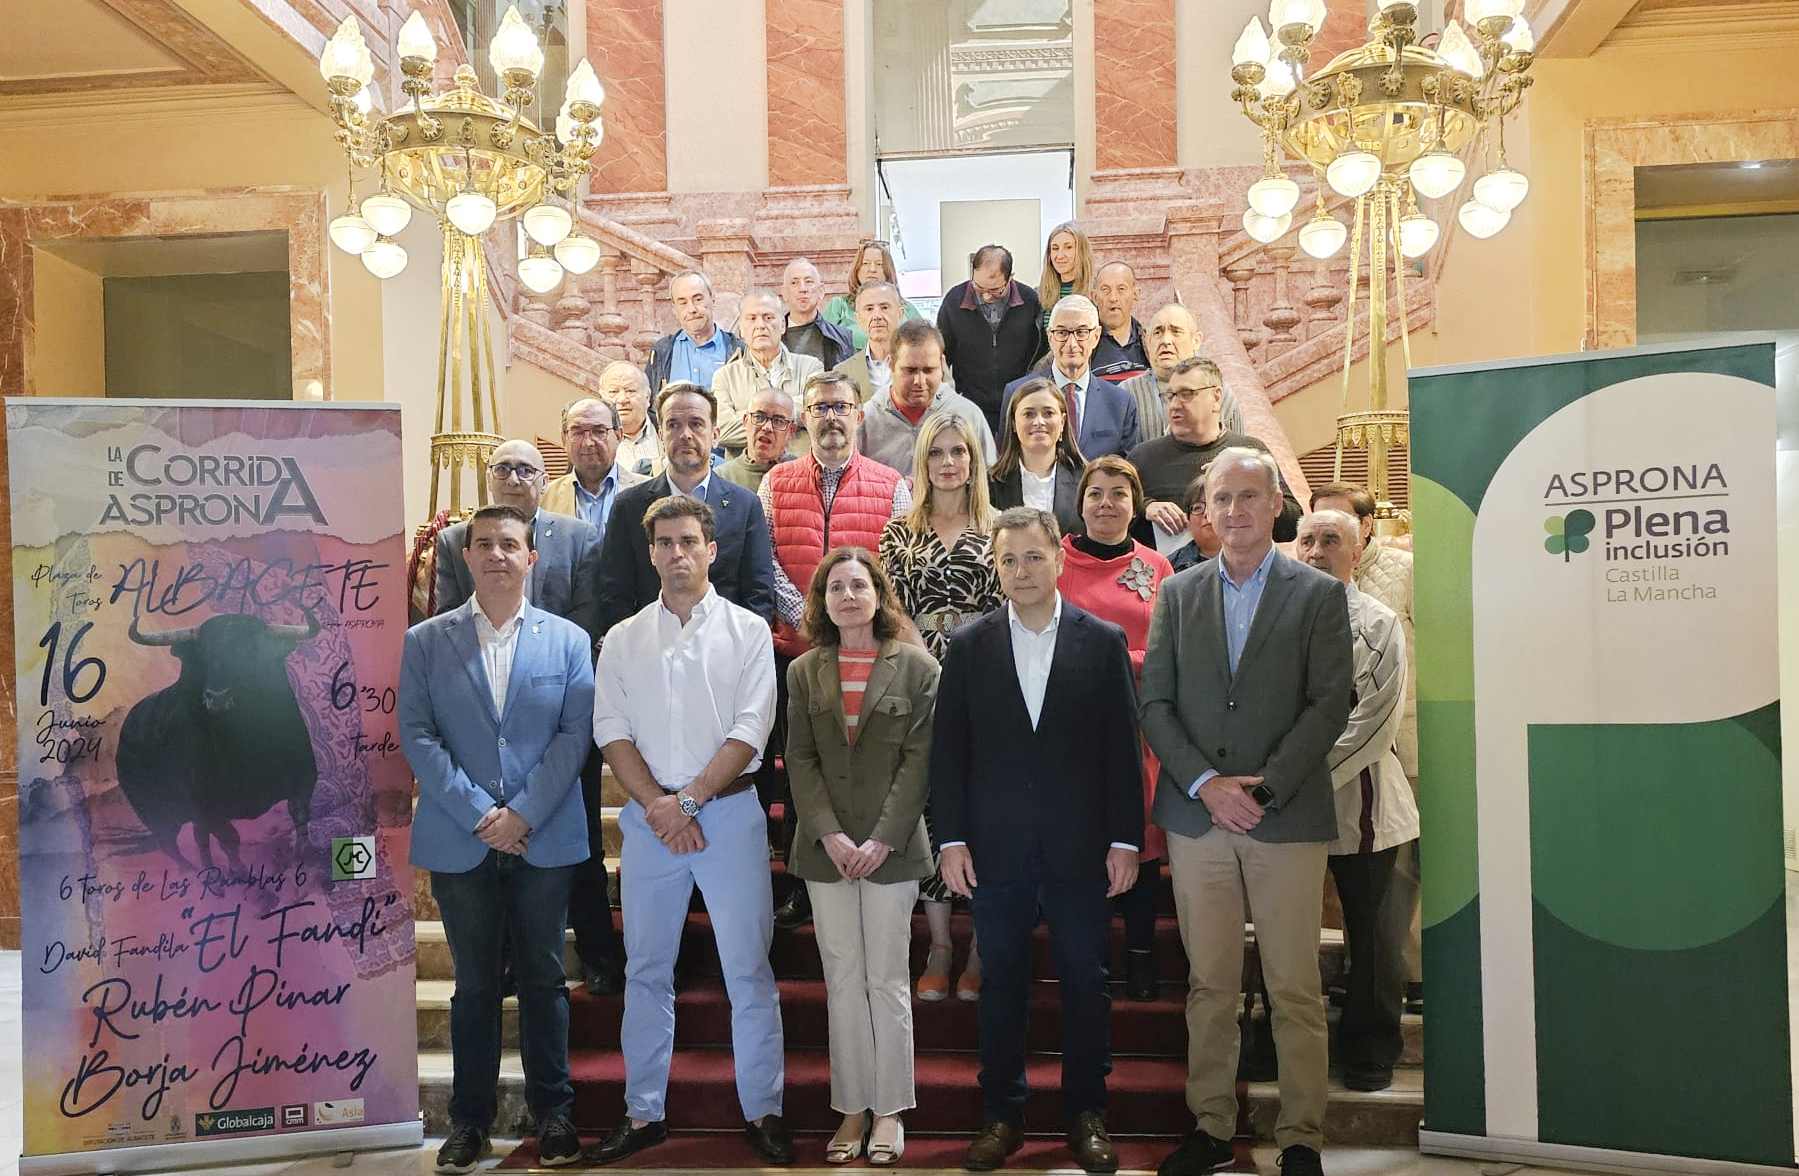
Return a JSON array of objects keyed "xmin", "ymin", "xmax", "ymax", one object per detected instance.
[
  {"xmin": 416, "ymin": 1048, "xmax": 1421, "ymax": 1143},
  {"xmin": 413, "ymin": 917, "xmax": 1348, "ymax": 988},
  {"xmin": 416, "ymin": 975, "xmax": 1419, "ymax": 1063}
]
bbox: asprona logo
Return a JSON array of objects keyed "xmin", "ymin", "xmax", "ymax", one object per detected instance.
[{"xmin": 1541, "ymin": 463, "xmax": 1731, "ymax": 562}]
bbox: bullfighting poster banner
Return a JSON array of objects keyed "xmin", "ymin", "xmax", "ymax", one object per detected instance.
[
  {"xmin": 7, "ymin": 400, "xmax": 421, "ymax": 1174},
  {"xmin": 1410, "ymin": 339, "xmax": 1798, "ymax": 1174}
]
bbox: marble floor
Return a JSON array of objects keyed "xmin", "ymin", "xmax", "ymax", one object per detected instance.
[{"xmin": 0, "ymin": 951, "xmax": 1588, "ymax": 1176}]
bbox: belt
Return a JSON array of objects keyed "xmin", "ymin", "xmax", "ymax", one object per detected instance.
[
  {"xmin": 667, "ymin": 774, "xmax": 756, "ymax": 801},
  {"xmin": 920, "ymin": 609, "xmax": 977, "ymax": 633}
]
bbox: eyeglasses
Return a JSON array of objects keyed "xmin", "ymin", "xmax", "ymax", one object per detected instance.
[
  {"xmin": 1160, "ymin": 385, "xmax": 1222, "ymax": 404},
  {"xmin": 566, "ymin": 424, "xmax": 615, "ymax": 440},
  {"xmin": 489, "ymin": 462, "xmax": 542, "ymax": 481},
  {"xmin": 1048, "ymin": 327, "xmax": 1097, "ymax": 343},
  {"xmin": 749, "ymin": 411, "xmax": 795, "ymax": 429},
  {"xmin": 806, "ymin": 402, "xmax": 857, "ymax": 418}
]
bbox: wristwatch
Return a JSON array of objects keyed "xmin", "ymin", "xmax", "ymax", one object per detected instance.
[
  {"xmin": 1248, "ymin": 783, "xmax": 1276, "ymax": 808},
  {"xmin": 677, "ymin": 792, "xmax": 701, "ymax": 819}
]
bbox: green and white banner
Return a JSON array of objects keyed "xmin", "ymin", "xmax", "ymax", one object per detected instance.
[{"xmin": 1412, "ymin": 340, "xmax": 1797, "ymax": 1173}]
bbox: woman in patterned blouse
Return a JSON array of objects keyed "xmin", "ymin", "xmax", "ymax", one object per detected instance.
[
  {"xmin": 879, "ymin": 413, "xmax": 1003, "ymax": 1003},
  {"xmin": 1056, "ymin": 454, "xmax": 1174, "ymax": 1002}
]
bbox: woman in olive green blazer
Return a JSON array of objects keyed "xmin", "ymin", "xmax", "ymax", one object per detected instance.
[{"xmin": 787, "ymin": 547, "xmax": 938, "ymax": 1166}]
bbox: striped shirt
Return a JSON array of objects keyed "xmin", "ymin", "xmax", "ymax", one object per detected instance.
[{"xmin": 839, "ymin": 647, "xmax": 877, "ymax": 743}]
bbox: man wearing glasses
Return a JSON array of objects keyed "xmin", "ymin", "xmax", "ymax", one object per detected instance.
[
  {"xmin": 433, "ymin": 439, "xmax": 604, "ymax": 644},
  {"xmin": 1126, "ymin": 357, "xmax": 1301, "ymax": 554},
  {"xmin": 543, "ymin": 397, "xmax": 646, "ymax": 548},
  {"xmin": 1002, "ymin": 294, "xmax": 1141, "ymax": 460},
  {"xmin": 719, "ymin": 386, "xmax": 799, "ymax": 492}
]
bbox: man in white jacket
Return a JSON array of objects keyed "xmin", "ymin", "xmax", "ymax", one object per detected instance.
[{"xmin": 1295, "ymin": 510, "xmax": 1417, "ymax": 1093}]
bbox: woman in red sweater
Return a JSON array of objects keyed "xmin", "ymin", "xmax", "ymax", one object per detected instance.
[{"xmin": 1056, "ymin": 454, "xmax": 1174, "ymax": 1001}]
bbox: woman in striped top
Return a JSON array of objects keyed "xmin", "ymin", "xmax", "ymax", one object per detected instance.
[{"xmin": 786, "ymin": 547, "xmax": 940, "ymax": 1165}]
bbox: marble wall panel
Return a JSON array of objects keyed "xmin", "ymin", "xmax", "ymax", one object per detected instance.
[
  {"xmin": 1585, "ymin": 109, "xmax": 1799, "ymax": 347},
  {"xmin": 587, "ymin": 0, "xmax": 668, "ymax": 194},
  {"xmin": 767, "ymin": 0, "xmax": 847, "ymax": 187},
  {"xmin": 1095, "ymin": 0, "xmax": 1178, "ymax": 171}
]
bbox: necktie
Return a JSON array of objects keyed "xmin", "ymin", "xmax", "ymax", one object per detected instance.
[{"xmin": 1062, "ymin": 382, "xmax": 1081, "ymax": 447}]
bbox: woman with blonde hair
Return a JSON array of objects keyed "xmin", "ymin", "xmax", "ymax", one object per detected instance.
[
  {"xmin": 878, "ymin": 412, "xmax": 1003, "ymax": 1004},
  {"xmin": 787, "ymin": 546, "xmax": 938, "ymax": 1165},
  {"xmin": 1036, "ymin": 222, "xmax": 1095, "ymax": 336},
  {"xmin": 988, "ymin": 376, "xmax": 1086, "ymax": 538},
  {"xmin": 823, "ymin": 240, "xmax": 923, "ymax": 350}
]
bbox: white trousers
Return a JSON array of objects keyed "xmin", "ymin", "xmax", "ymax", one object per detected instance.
[{"xmin": 807, "ymin": 876, "xmax": 921, "ymax": 1116}]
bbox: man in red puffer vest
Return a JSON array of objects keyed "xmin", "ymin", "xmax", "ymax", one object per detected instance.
[{"xmin": 758, "ymin": 370, "xmax": 912, "ymax": 929}]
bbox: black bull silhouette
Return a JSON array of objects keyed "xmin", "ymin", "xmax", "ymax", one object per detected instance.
[{"xmin": 116, "ymin": 611, "xmax": 320, "ymax": 869}]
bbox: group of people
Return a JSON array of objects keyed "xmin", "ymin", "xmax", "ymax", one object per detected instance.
[{"xmin": 400, "ymin": 232, "xmax": 1420, "ymax": 1176}]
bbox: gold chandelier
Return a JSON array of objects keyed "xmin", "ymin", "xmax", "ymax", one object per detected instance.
[
  {"xmin": 318, "ymin": 7, "xmax": 607, "ymax": 519},
  {"xmin": 1230, "ymin": 0, "xmax": 1535, "ymax": 521}
]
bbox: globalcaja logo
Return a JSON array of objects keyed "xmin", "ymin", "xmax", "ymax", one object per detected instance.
[
  {"xmin": 1543, "ymin": 510, "xmax": 1595, "ymax": 562},
  {"xmin": 196, "ymin": 1107, "xmax": 276, "ymax": 1136}
]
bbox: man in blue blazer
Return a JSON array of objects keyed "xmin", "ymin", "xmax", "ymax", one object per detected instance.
[
  {"xmin": 1002, "ymin": 294, "xmax": 1141, "ymax": 460},
  {"xmin": 594, "ymin": 382, "xmax": 776, "ymax": 638},
  {"xmin": 931, "ymin": 506, "xmax": 1144, "ymax": 1174},
  {"xmin": 402, "ymin": 505, "xmax": 595, "ymax": 1173}
]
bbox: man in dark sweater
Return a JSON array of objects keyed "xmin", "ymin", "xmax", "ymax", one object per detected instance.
[
  {"xmin": 1127, "ymin": 356, "xmax": 1300, "ymax": 545},
  {"xmin": 937, "ymin": 244, "xmax": 1045, "ymax": 437}
]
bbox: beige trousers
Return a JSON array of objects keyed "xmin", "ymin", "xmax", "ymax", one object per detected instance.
[
  {"xmin": 807, "ymin": 877, "xmax": 921, "ymax": 1116},
  {"xmin": 1167, "ymin": 827, "xmax": 1329, "ymax": 1152}
]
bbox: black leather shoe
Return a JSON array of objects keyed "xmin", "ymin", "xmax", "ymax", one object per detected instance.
[
  {"xmin": 536, "ymin": 1114, "xmax": 582, "ymax": 1167},
  {"xmin": 745, "ymin": 1113, "xmax": 795, "ymax": 1165},
  {"xmin": 1278, "ymin": 1144, "xmax": 1325, "ymax": 1176},
  {"xmin": 1342, "ymin": 1064, "xmax": 1393, "ymax": 1091},
  {"xmin": 583, "ymin": 1118, "xmax": 667, "ymax": 1165},
  {"xmin": 1067, "ymin": 1110, "xmax": 1118, "ymax": 1173},
  {"xmin": 435, "ymin": 1124, "xmax": 489, "ymax": 1174},
  {"xmin": 1124, "ymin": 948, "xmax": 1157, "ymax": 1001},
  {"xmin": 963, "ymin": 1120, "xmax": 1024, "ymax": 1171},
  {"xmin": 773, "ymin": 889, "xmax": 812, "ymax": 930},
  {"xmin": 583, "ymin": 957, "xmax": 625, "ymax": 997},
  {"xmin": 1156, "ymin": 1127, "xmax": 1235, "ymax": 1176}
]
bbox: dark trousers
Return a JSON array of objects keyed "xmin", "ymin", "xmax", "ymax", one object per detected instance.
[
  {"xmin": 972, "ymin": 862, "xmax": 1112, "ymax": 1126},
  {"xmin": 433, "ymin": 852, "xmax": 578, "ymax": 1128},
  {"xmin": 568, "ymin": 748, "xmax": 622, "ymax": 968},
  {"xmin": 756, "ymin": 652, "xmax": 797, "ymax": 878},
  {"xmin": 1328, "ymin": 842, "xmax": 1414, "ymax": 1072},
  {"xmin": 1113, "ymin": 858, "xmax": 1159, "ymax": 953}
]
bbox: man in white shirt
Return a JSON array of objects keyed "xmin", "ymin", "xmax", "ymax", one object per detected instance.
[
  {"xmin": 586, "ymin": 494, "xmax": 792, "ymax": 1168},
  {"xmin": 401, "ymin": 506, "xmax": 595, "ymax": 1173},
  {"xmin": 929, "ymin": 507, "xmax": 1144, "ymax": 1174},
  {"xmin": 1297, "ymin": 510, "xmax": 1417, "ymax": 1093}
]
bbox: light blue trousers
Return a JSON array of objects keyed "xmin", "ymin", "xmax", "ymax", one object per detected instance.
[{"xmin": 619, "ymin": 788, "xmax": 784, "ymax": 1122}]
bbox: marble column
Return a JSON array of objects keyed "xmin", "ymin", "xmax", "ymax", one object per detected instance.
[
  {"xmin": 586, "ymin": 0, "xmax": 668, "ymax": 194},
  {"xmin": 765, "ymin": 0, "xmax": 847, "ymax": 187},
  {"xmin": 1093, "ymin": 0, "xmax": 1177, "ymax": 172}
]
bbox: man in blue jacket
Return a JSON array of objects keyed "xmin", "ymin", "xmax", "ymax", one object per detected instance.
[{"xmin": 402, "ymin": 505, "xmax": 595, "ymax": 1174}]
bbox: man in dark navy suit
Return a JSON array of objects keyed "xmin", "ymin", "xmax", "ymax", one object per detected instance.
[
  {"xmin": 1001, "ymin": 294, "xmax": 1141, "ymax": 460},
  {"xmin": 930, "ymin": 506, "xmax": 1144, "ymax": 1174},
  {"xmin": 595, "ymin": 381, "xmax": 776, "ymax": 637}
]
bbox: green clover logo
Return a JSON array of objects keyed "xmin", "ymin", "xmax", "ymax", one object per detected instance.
[{"xmin": 1544, "ymin": 510, "xmax": 1596, "ymax": 561}]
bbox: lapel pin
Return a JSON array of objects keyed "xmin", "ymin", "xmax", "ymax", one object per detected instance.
[{"xmin": 532, "ymin": 623, "xmax": 541, "ymax": 634}]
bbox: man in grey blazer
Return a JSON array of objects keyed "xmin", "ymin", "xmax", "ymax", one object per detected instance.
[
  {"xmin": 1140, "ymin": 447, "xmax": 1353, "ymax": 1176},
  {"xmin": 433, "ymin": 439, "xmax": 604, "ymax": 647}
]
